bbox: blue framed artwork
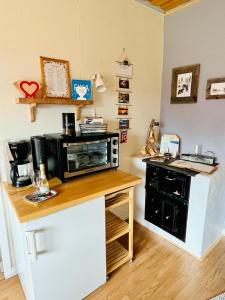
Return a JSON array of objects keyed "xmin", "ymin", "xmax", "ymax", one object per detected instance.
[{"xmin": 71, "ymin": 79, "xmax": 92, "ymax": 100}]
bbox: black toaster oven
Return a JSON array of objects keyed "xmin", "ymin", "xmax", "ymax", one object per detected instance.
[{"xmin": 43, "ymin": 132, "xmax": 119, "ymax": 182}]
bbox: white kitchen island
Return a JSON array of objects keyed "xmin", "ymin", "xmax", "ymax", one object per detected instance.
[{"xmin": 2, "ymin": 170, "xmax": 142, "ymax": 300}]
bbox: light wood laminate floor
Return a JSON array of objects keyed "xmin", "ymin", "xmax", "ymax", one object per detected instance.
[{"xmin": 1, "ymin": 223, "xmax": 225, "ymax": 300}]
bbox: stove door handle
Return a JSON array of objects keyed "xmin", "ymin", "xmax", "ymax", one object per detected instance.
[{"xmin": 165, "ymin": 176, "xmax": 176, "ymax": 181}]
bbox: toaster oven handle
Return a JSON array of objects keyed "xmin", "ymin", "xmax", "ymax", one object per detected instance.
[
  {"xmin": 63, "ymin": 139, "xmax": 110, "ymax": 147},
  {"xmin": 164, "ymin": 176, "xmax": 176, "ymax": 181}
]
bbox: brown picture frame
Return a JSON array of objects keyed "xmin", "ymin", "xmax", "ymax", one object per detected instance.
[
  {"xmin": 40, "ymin": 56, "xmax": 71, "ymax": 98},
  {"xmin": 171, "ymin": 64, "xmax": 200, "ymax": 104},
  {"xmin": 206, "ymin": 77, "xmax": 225, "ymax": 100}
]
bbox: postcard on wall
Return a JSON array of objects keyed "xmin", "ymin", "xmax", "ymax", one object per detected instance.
[
  {"xmin": 40, "ymin": 56, "xmax": 71, "ymax": 98},
  {"xmin": 120, "ymin": 130, "xmax": 128, "ymax": 143},
  {"xmin": 119, "ymin": 79, "xmax": 129, "ymax": 89},
  {"xmin": 118, "ymin": 92, "xmax": 129, "ymax": 104},
  {"xmin": 119, "ymin": 119, "xmax": 129, "ymax": 129},
  {"xmin": 71, "ymin": 79, "xmax": 92, "ymax": 100},
  {"xmin": 118, "ymin": 106, "xmax": 128, "ymax": 116},
  {"xmin": 116, "ymin": 64, "xmax": 133, "ymax": 78}
]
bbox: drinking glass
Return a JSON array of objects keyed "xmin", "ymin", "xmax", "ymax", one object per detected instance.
[{"xmin": 31, "ymin": 170, "xmax": 41, "ymax": 194}]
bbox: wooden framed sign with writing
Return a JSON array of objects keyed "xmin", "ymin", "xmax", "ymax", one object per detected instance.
[{"xmin": 40, "ymin": 56, "xmax": 71, "ymax": 98}]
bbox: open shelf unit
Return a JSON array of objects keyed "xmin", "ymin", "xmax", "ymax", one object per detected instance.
[{"xmin": 105, "ymin": 187, "xmax": 134, "ymax": 275}]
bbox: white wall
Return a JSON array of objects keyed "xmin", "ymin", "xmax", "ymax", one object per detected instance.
[{"xmin": 0, "ymin": 0, "xmax": 163, "ymax": 179}]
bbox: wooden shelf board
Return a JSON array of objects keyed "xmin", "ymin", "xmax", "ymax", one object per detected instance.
[
  {"xmin": 106, "ymin": 240, "xmax": 131, "ymax": 274},
  {"xmin": 116, "ymin": 75, "xmax": 132, "ymax": 79},
  {"xmin": 116, "ymin": 89, "xmax": 132, "ymax": 93},
  {"xmin": 105, "ymin": 193, "xmax": 130, "ymax": 210},
  {"xmin": 116, "ymin": 117, "xmax": 132, "ymax": 119},
  {"xmin": 115, "ymin": 103, "xmax": 132, "ymax": 106},
  {"xmin": 116, "ymin": 128, "xmax": 132, "ymax": 131},
  {"xmin": 16, "ymin": 98, "xmax": 93, "ymax": 106},
  {"xmin": 106, "ymin": 211, "xmax": 129, "ymax": 244}
]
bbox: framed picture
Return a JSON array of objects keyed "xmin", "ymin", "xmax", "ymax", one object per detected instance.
[
  {"xmin": 40, "ymin": 56, "xmax": 71, "ymax": 98},
  {"xmin": 119, "ymin": 79, "xmax": 129, "ymax": 89},
  {"xmin": 119, "ymin": 119, "xmax": 129, "ymax": 129},
  {"xmin": 171, "ymin": 64, "xmax": 200, "ymax": 104},
  {"xmin": 206, "ymin": 77, "xmax": 225, "ymax": 99},
  {"xmin": 118, "ymin": 92, "xmax": 129, "ymax": 104},
  {"xmin": 71, "ymin": 79, "xmax": 92, "ymax": 100},
  {"xmin": 118, "ymin": 106, "xmax": 128, "ymax": 116}
]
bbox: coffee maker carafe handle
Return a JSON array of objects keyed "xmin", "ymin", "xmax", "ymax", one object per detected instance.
[{"xmin": 10, "ymin": 163, "xmax": 19, "ymax": 183}]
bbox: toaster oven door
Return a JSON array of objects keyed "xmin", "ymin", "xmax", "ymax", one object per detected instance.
[{"xmin": 64, "ymin": 139, "xmax": 111, "ymax": 177}]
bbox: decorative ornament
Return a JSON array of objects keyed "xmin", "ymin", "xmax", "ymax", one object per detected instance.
[
  {"xmin": 19, "ymin": 81, "xmax": 40, "ymax": 98},
  {"xmin": 71, "ymin": 79, "xmax": 92, "ymax": 100},
  {"xmin": 140, "ymin": 119, "xmax": 160, "ymax": 156}
]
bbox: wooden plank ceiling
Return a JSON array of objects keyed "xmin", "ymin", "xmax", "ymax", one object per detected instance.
[{"xmin": 148, "ymin": 0, "xmax": 194, "ymax": 12}]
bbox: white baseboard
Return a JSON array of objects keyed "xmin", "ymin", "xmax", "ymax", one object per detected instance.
[
  {"xmin": 3, "ymin": 266, "xmax": 17, "ymax": 279},
  {"xmin": 0, "ymin": 261, "xmax": 3, "ymax": 273},
  {"xmin": 201, "ymin": 235, "xmax": 224, "ymax": 260},
  {"xmin": 135, "ymin": 220, "xmax": 224, "ymax": 261}
]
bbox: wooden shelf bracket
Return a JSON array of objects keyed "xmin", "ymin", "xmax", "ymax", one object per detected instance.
[{"xmin": 30, "ymin": 103, "xmax": 37, "ymax": 122}]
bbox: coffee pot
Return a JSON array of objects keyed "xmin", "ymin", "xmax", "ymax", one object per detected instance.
[{"xmin": 8, "ymin": 140, "xmax": 31, "ymax": 187}]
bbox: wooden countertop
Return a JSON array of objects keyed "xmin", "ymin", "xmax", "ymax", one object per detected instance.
[{"xmin": 2, "ymin": 170, "xmax": 142, "ymax": 223}]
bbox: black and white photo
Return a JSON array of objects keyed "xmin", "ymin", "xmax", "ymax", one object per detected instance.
[
  {"xmin": 118, "ymin": 92, "xmax": 129, "ymax": 103},
  {"xmin": 119, "ymin": 79, "xmax": 129, "ymax": 89},
  {"xmin": 176, "ymin": 72, "xmax": 192, "ymax": 97}
]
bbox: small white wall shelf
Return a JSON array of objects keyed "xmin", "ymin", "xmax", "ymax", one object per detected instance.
[{"xmin": 16, "ymin": 98, "xmax": 93, "ymax": 122}]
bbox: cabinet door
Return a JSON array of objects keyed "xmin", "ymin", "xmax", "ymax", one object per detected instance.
[
  {"xmin": 145, "ymin": 189, "xmax": 162, "ymax": 226},
  {"xmin": 162, "ymin": 198, "xmax": 188, "ymax": 242},
  {"xmin": 145, "ymin": 165, "xmax": 158, "ymax": 189},
  {"xmin": 175, "ymin": 200, "xmax": 188, "ymax": 241},
  {"xmin": 23, "ymin": 197, "xmax": 106, "ymax": 300},
  {"xmin": 162, "ymin": 200, "xmax": 177, "ymax": 231}
]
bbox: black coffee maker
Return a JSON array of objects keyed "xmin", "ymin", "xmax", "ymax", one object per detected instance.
[{"xmin": 8, "ymin": 140, "xmax": 32, "ymax": 187}]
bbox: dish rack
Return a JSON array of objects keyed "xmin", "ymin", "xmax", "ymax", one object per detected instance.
[{"xmin": 79, "ymin": 123, "xmax": 108, "ymax": 134}]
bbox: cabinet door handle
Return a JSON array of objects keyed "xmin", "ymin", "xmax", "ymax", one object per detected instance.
[
  {"xmin": 155, "ymin": 210, "xmax": 159, "ymax": 214},
  {"xmin": 165, "ymin": 215, "xmax": 171, "ymax": 220},
  {"xmin": 165, "ymin": 176, "xmax": 175, "ymax": 181},
  {"xmin": 25, "ymin": 231, "xmax": 38, "ymax": 261},
  {"xmin": 173, "ymin": 190, "xmax": 181, "ymax": 196}
]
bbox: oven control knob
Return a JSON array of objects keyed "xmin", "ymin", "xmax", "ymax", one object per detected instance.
[
  {"xmin": 113, "ymin": 149, "xmax": 117, "ymax": 154},
  {"xmin": 113, "ymin": 139, "xmax": 118, "ymax": 145},
  {"xmin": 113, "ymin": 158, "xmax": 117, "ymax": 164}
]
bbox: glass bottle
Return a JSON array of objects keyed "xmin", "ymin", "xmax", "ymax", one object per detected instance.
[{"xmin": 39, "ymin": 164, "xmax": 49, "ymax": 194}]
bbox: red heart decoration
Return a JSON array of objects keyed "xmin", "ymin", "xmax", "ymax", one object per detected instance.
[{"xmin": 20, "ymin": 81, "xmax": 40, "ymax": 98}]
